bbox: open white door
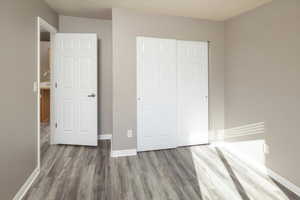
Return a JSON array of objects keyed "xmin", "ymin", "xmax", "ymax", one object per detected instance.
[
  {"xmin": 53, "ymin": 33, "xmax": 98, "ymax": 146},
  {"xmin": 177, "ymin": 40, "xmax": 209, "ymax": 146}
]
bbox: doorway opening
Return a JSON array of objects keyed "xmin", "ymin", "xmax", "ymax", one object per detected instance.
[{"xmin": 37, "ymin": 17, "xmax": 57, "ymax": 169}]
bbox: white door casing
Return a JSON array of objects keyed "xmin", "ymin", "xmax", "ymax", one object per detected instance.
[
  {"xmin": 137, "ymin": 37, "xmax": 178, "ymax": 152},
  {"xmin": 53, "ymin": 33, "xmax": 98, "ymax": 146},
  {"xmin": 177, "ymin": 40, "xmax": 209, "ymax": 146}
]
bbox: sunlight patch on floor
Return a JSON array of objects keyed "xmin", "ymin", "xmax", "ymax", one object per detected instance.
[
  {"xmin": 215, "ymin": 145, "xmax": 290, "ymax": 200},
  {"xmin": 191, "ymin": 146, "xmax": 242, "ymax": 200}
]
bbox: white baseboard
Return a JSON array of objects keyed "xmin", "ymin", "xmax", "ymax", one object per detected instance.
[
  {"xmin": 13, "ymin": 167, "xmax": 40, "ymax": 200},
  {"xmin": 98, "ymin": 134, "xmax": 112, "ymax": 140},
  {"xmin": 268, "ymin": 169, "xmax": 300, "ymax": 197},
  {"xmin": 111, "ymin": 149, "xmax": 137, "ymax": 157},
  {"xmin": 214, "ymin": 142, "xmax": 300, "ymax": 197}
]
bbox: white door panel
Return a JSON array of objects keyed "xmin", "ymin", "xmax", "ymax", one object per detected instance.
[
  {"xmin": 137, "ymin": 37, "xmax": 177, "ymax": 152},
  {"xmin": 137, "ymin": 37, "xmax": 209, "ymax": 151},
  {"xmin": 177, "ymin": 40, "xmax": 209, "ymax": 146},
  {"xmin": 53, "ymin": 33, "xmax": 97, "ymax": 146}
]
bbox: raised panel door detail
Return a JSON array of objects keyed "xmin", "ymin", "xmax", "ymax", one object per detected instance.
[
  {"xmin": 54, "ymin": 33, "xmax": 97, "ymax": 146},
  {"xmin": 79, "ymin": 58, "xmax": 93, "ymax": 90},
  {"xmin": 62, "ymin": 100, "xmax": 74, "ymax": 132},
  {"xmin": 62, "ymin": 57, "xmax": 74, "ymax": 88}
]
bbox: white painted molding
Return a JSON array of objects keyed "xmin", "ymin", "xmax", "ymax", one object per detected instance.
[
  {"xmin": 268, "ymin": 169, "xmax": 300, "ymax": 197},
  {"xmin": 98, "ymin": 134, "xmax": 112, "ymax": 140},
  {"xmin": 12, "ymin": 167, "xmax": 40, "ymax": 200},
  {"xmin": 213, "ymin": 142, "xmax": 300, "ymax": 197},
  {"xmin": 37, "ymin": 16, "xmax": 58, "ymax": 169},
  {"xmin": 39, "ymin": 17, "xmax": 57, "ymax": 33},
  {"xmin": 111, "ymin": 149, "xmax": 137, "ymax": 157}
]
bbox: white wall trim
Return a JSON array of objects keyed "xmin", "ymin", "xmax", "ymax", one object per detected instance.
[
  {"xmin": 213, "ymin": 142, "xmax": 300, "ymax": 197},
  {"xmin": 37, "ymin": 16, "xmax": 57, "ymax": 169},
  {"xmin": 111, "ymin": 149, "xmax": 137, "ymax": 157},
  {"xmin": 12, "ymin": 168, "xmax": 40, "ymax": 200},
  {"xmin": 267, "ymin": 169, "xmax": 300, "ymax": 197},
  {"xmin": 98, "ymin": 134, "xmax": 112, "ymax": 140}
]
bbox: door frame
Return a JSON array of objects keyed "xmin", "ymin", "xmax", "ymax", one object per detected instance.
[{"xmin": 37, "ymin": 17, "xmax": 57, "ymax": 169}]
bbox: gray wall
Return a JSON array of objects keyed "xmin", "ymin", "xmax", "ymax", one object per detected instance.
[
  {"xmin": 59, "ymin": 15, "xmax": 113, "ymax": 136},
  {"xmin": 225, "ymin": 0, "xmax": 300, "ymax": 187},
  {"xmin": 0, "ymin": 0, "xmax": 58, "ymax": 199},
  {"xmin": 112, "ymin": 8, "xmax": 225, "ymax": 151}
]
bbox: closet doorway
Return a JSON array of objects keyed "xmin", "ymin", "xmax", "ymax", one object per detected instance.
[{"xmin": 137, "ymin": 37, "xmax": 209, "ymax": 152}]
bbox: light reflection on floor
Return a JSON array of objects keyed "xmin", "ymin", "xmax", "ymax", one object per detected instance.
[
  {"xmin": 190, "ymin": 144, "xmax": 295, "ymax": 200},
  {"xmin": 36, "ymin": 124, "xmax": 299, "ymax": 200}
]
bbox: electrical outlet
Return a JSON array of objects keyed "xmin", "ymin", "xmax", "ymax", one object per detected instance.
[
  {"xmin": 127, "ymin": 129, "xmax": 133, "ymax": 138},
  {"xmin": 263, "ymin": 143, "xmax": 270, "ymax": 154}
]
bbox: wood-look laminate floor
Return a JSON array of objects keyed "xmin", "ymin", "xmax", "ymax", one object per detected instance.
[{"xmin": 24, "ymin": 125, "xmax": 300, "ymax": 200}]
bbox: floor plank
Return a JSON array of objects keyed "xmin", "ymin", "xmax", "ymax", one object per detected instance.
[{"xmin": 23, "ymin": 125, "xmax": 300, "ymax": 200}]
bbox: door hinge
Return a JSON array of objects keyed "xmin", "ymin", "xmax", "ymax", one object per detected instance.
[{"xmin": 55, "ymin": 122, "xmax": 58, "ymax": 128}]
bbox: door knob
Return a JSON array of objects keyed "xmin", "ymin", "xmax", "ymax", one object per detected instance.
[{"xmin": 88, "ymin": 93, "xmax": 96, "ymax": 97}]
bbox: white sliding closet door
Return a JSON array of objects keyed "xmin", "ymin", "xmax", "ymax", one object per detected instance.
[
  {"xmin": 177, "ymin": 41, "xmax": 209, "ymax": 146},
  {"xmin": 137, "ymin": 37, "xmax": 177, "ymax": 152}
]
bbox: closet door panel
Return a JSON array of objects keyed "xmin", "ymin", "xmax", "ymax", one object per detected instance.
[
  {"xmin": 177, "ymin": 41, "xmax": 209, "ymax": 146},
  {"xmin": 137, "ymin": 37, "xmax": 177, "ymax": 152}
]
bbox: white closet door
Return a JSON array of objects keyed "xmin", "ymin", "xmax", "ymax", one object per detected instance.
[
  {"xmin": 137, "ymin": 37, "xmax": 177, "ymax": 152},
  {"xmin": 177, "ymin": 40, "xmax": 209, "ymax": 146}
]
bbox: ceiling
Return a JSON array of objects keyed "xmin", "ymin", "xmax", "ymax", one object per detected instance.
[{"xmin": 45, "ymin": 0, "xmax": 272, "ymax": 21}]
